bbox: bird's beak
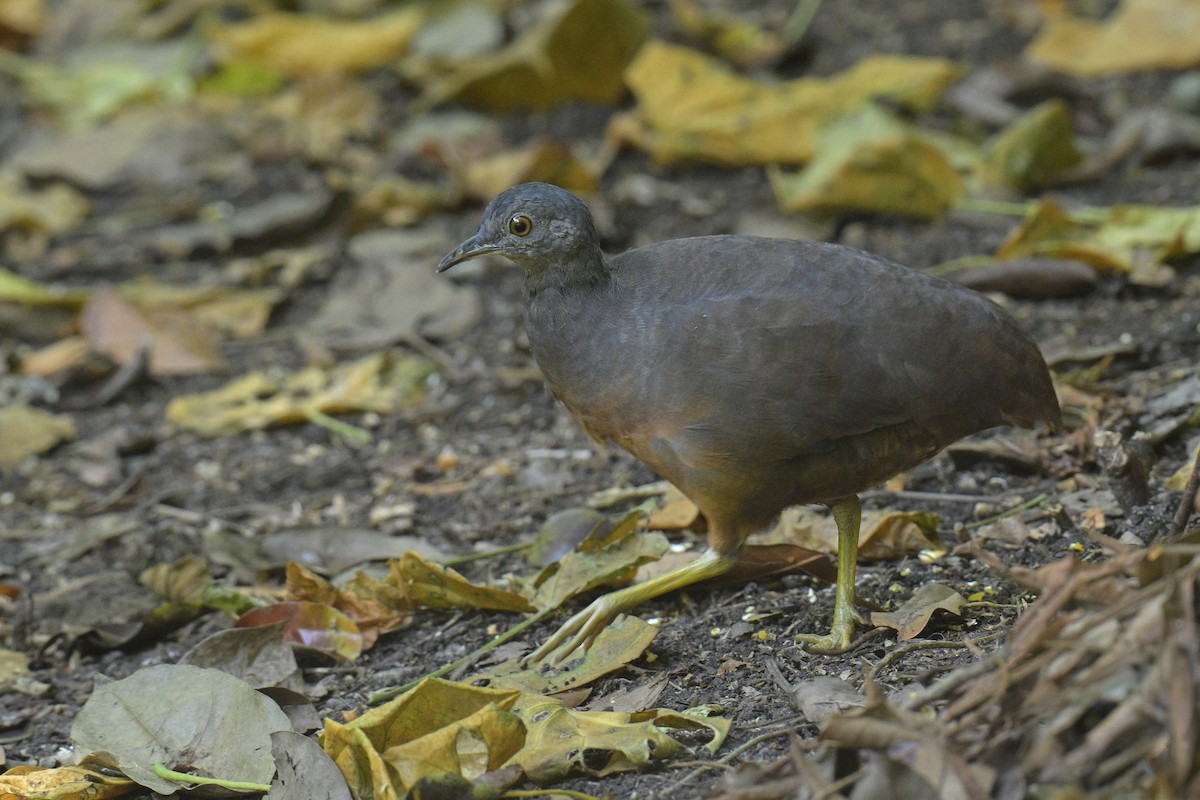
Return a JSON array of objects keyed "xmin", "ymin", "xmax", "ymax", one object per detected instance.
[{"xmin": 436, "ymin": 234, "xmax": 502, "ymax": 273}]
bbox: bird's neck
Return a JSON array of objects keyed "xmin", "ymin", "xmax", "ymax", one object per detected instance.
[{"xmin": 522, "ymin": 248, "xmax": 609, "ymax": 298}]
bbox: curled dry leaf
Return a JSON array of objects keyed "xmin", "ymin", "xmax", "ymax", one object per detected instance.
[
  {"xmin": 322, "ymin": 678, "xmax": 524, "ymax": 799},
  {"xmin": 870, "ymin": 583, "xmax": 967, "ymax": 641}
]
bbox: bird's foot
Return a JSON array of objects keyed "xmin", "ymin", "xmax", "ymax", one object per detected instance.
[
  {"xmin": 794, "ymin": 629, "xmax": 854, "ymax": 655},
  {"xmin": 527, "ymin": 594, "xmax": 624, "ymax": 666},
  {"xmin": 794, "ymin": 609, "xmax": 863, "ymax": 655}
]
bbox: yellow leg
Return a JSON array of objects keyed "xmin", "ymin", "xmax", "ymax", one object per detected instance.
[
  {"xmin": 795, "ymin": 496, "xmax": 863, "ymax": 654},
  {"xmin": 529, "ymin": 548, "xmax": 738, "ymax": 665}
]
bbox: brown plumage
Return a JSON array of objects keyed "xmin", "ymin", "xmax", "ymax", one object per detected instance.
[{"xmin": 439, "ymin": 182, "xmax": 1060, "ymax": 661}]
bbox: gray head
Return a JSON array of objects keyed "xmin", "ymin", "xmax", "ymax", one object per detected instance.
[{"xmin": 437, "ymin": 183, "xmax": 603, "ymax": 281}]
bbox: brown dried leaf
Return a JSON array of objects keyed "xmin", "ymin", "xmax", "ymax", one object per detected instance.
[
  {"xmin": 870, "ymin": 583, "xmax": 966, "ymax": 640},
  {"xmin": 81, "ymin": 288, "xmax": 226, "ymax": 375}
]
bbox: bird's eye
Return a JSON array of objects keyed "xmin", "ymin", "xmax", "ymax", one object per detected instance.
[{"xmin": 508, "ymin": 214, "xmax": 533, "ymax": 237}]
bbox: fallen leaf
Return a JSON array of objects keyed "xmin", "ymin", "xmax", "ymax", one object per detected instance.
[
  {"xmin": 71, "ymin": 664, "xmax": 292, "ymax": 795},
  {"xmin": 0, "ymin": 266, "xmax": 88, "ymax": 307},
  {"xmin": 1026, "ymin": 0, "xmax": 1200, "ymax": 76},
  {"xmin": 941, "ymin": 257, "xmax": 1098, "ymax": 298},
  {"xmin": 0, "ymin": 48, "xmax": 189, "ymax": 131},
  {"xmin": 308, "ymin": 228, "xmax": 481, "ymax": 350},
  {"xmin": 997, "ymin": 198, "xmax": 1200, "ymax": 286},
  {"xmin": 614, "ymin": 41, "xmax": 962, "ymax": 166},
  {"xmin": 180, "ymin": 625, "xmax": 303, "ymax": 692},
  {"xmin": 238, "ymin": 601, "xmax": 364, "ymax": 662},
  {"xmin": 0, "ymin": 404, "xmax": 76, "ymax": 467},
  {"xmin": 121, "ymin": 279, "xmax": 282, "ymax": 339},
  {"xmin": 514, "ymin": 696, "xmax": 729, "ymax": 783},
  {"xmin": 0, "ymin": 0, "xmax": 47, "ymax": 38},
  {"xmin": 871, "ymin": 582, "xmax": 966, "ymax": 640},
  {"xmin": 0, "ymin": 764, "xmax": 135, "ymax": 799},
  {"xmin": 767, "ymin": 507, "xmax": 941, "ymax": 562},
  {"xmin": 419, "ymin": 0, "xmax": 649, "ymax": 111},
  {"xmin": 211, "ymin": 9, "xmax": 424, "ymax": 76},
  {"xmin": 286, "ymin": 562, "xmax": 413, "ymax": 644},
  {"xmin": 523, "ymin": 513, "xmax": 666, "ymax": 611},
  {"xmin": 668, "ymin": 0, "xmax": 784, "ymax": 67},
  {"xmin": 270, "ymin": 730, "xmax": 352, "ymax": 800},
  {"xmin": 81, "ymin": 288, "xmax": 226, "ymax": 375},
  {"xmin": 770, "ymin": 104, "xmax": 962, "ymax": 219},
  {"xmin": 981, "ymin": 99, "xmax": 1082, "ymax": 190},
  {"xmin": 526, "ymin": 507, "xmax": 621, "ymax": 567},
  {"xmin": 166, "ymin": 352, "xmax": 435, "ymax": 436},
  {"xmin": 322, "ymin": 678, "xmax": 524, "ymax": 799},
  {"xmin": 0, "ymin": 174, "xmax": 90, "ymax": 234},
  {"xmin": 788, "ymin": 676, "xmax": 866, "ymax": 727},
  {"xmin": 399, "ymin": 551, "xmax": 536, "ymax": 613},
  {"xmin": 644, "ymin": 484, "xmax": 702, "ymax": 531},
  {"xmin": 459, "ymin": 140, "xmax": 598, "ymax": 201},
  {"xmin": 470, "ymin": 615, "xmax": 657, "ymax": 693}
]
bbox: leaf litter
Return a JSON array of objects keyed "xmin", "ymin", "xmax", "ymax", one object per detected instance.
[{"xmin": 3, "ymin": 0, "xmax": 1200, "ymax": 798}]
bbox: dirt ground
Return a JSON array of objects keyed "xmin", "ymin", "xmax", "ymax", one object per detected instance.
[{"xmin": 2, "ymin": 1, "xmax": 1200, "ymax": 798}]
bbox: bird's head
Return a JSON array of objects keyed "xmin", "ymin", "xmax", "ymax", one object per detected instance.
[{"xmin": 437, "ymin": 183, "xmax": 602, "ymax": 278}]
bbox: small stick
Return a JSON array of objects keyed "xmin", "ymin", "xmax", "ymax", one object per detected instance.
[
  {"xmin": 367, "ymin": 607, "xmax": 555, "ymax": 704},
  {"xmin": 1171, "ymin": 438, "xmax": 1200, "ymax": 537}
]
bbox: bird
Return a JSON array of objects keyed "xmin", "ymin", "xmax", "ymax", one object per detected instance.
[{"xmin": 437, "ymin": 182, "xmax": 1061, "ymax": 663}]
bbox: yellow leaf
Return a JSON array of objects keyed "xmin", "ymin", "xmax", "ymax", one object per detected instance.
[
  {"xmin": 469, "ymin": 615, "xmax": 657, "ymax": 694},
  {"xmin": 0, "ymin": 764, "xmax": 135, "ymax": 798},
  {"xmin": 0, "ymin": 176, "xmax": 90, "ymax": 235},
  {"xmin": 398, "ymin": 551, "xmax": 535, "ymax": 613},
  {"xmin": 419, "ymin": 0, "xmax": 649, "ymax": 111},
  {"xmin": 322, "ymin": 679, "xmax": 523, "ymax": 798},
  {"xmin": 513, "ymin": 695, "xmax": 729, "ymax": 782},
  {"xmin": 0, "ymin": 0, "xmax": 47, "ymax": 36},
  {"xmin": 460, "ymin": 141, "xmax": 597, "ymax": 202},
  {"xmin": 0, "ymin": 405, "xmax": 75, "ymax": 467},
  {"xmin": 166, "ymin": 352, "xmax": 435, "ymax": 436},
  {"xmin": 211, "ymin": 9, "xmax": 424, "ymax": 76},
  {"xmin": 0, "ymin": 266, "xmax": 88, "ymax": 308},
  {"xmin": 668, "ymin": 0, "xmax": 783, "ymax": 67},
  {"xmin": 614, "ymin": 41, "xmax": 962, "ymax": 166},
  {"xmin": 1026, "ymin": 0, "xmax": 1200, "ymax": 76},
  {"xmin": 997, "ymin": 199, "xmax": 1200, "ymax": 284},
  {"xmin": 982, "ymin": 99, "xmax": 1082, "ymax": 190},
  {"xmin": 770, "ymin": 105, "xmax": 962, "ymax": 219}
]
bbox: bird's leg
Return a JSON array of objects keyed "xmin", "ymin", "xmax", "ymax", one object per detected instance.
[
  {"xmin": 528, "ymin": 547, "xmax": 739, "ymax": 665},
  {"xmin": 795, "ymin": 495, "xmax": 864, "ymax": 654}
]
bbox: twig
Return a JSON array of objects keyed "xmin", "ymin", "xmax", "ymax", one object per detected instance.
[
  {"xmin": 783, "ymin": 0, "xmax": 824, "ymax": 44},
  {"xmin": 1171, "ymin": 437, "xmax": 1200, "ymax": 537},
  {"xmin": 964, "ymin": 493, "xmax": 1049, "ymax": 530},
  {"xmin": 445, "ymin": 541, "xmax": 531, "ymax": 567},
  {"xmin": 864, "ymin": 635, "xmax": 1001, "ymax": 686},
  {"xmin": 501, "ymin": 790, "xmax": 603, "ymax": 800},
  {"xmin": 303, "ymin": 408, "xmax": 372, "ymax": 443},
  {"xmin": 367, "ymin": 607, "xmax": 556, "ymax": 704}
]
